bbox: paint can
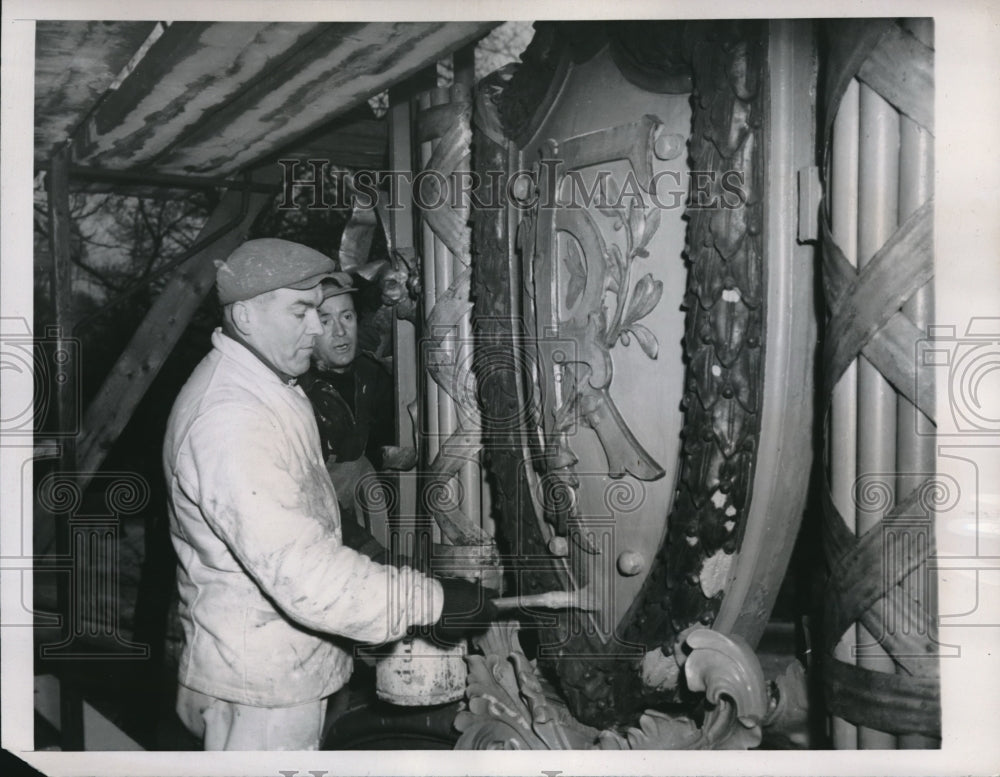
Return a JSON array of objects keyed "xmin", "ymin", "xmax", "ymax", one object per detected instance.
[{"xmin": 375, "ymin": 637, "xmax": 467, "ymax": 705}]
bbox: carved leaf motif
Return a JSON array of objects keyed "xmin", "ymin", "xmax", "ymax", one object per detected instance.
[
  {"xmin": 596, "ymin": 709, "xmax": 701, "ymax": 750},
  {"xmin": 606, "ymin": 244, "xmax": 625, "ymax": 294},
  {"xmin": 457, "ymin": 624, "xmax": 769, "ymax": 751},
  {"xmin": 636, "ymin": 205, "xmax": 661, "ymax": 254},
  {"xmin": 457, "ymin": 653, "xmax": 545, "ymax": 750},
  {"xmin": 563, "ymin": 237, "xmax": 587, "ymax": 310},
  {"xmin": 625, "ymin": 273, "xmax": 663, "ymax": 327},
  {"xmin": 631, "ymin": 710, "xmax": 702, "ymax": 749},
  {"xmin": 591, "ymin": 629, "xmax": 767, "ymax": 750},
  {"xmin": 509, "ymin": 652, "xmax": 596, "ymax": 749},
  {"xmin": 683, "ymin": 629, "xmax": 768, "ymax": 727},
  {"xmin": 628, "ymin": 323, "xmax": 660, "ymax": 360},
  {"xmin": 628, "ymin": 199, "xmax": 646, "ymax": 250},
  {"xmin": 457, "ymin": 624, "xmax": 600, "ymax": 750}
]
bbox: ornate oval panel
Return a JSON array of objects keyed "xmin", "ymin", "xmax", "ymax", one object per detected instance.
[{"xmin": 472, "ymin": 20, "xmax": 816, "ymax": 730}]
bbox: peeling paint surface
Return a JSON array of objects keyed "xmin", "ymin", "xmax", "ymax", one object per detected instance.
[
  {"xmin": 640, "ymin": 647, "xmax": 680, "ymax": 691},
  {"xmin": 34, "ymin": 21, "xmax": 156, "ymax": 160},
  {"xmin": 699, "ymin": 548, "xmax": 733, "ymax": 599},
  {"xmin": 36, "ymin": 21, "xmax": 498, "ymax": 176}
]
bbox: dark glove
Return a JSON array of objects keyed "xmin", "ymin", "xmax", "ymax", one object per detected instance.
[{"xmin": 429, "ymin": 577, "xmax": 499, "ymax": 646}]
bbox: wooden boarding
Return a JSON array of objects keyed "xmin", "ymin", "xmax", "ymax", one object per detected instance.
[
  {"xmin": 34, "ymin": 21, "xmax": 158, "ymax": 162},
  {"xmin": 64, "ymin": 21, "xmax": 496, "ymax": 177}
]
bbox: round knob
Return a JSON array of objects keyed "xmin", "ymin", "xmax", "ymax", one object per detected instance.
[
  {"xmin": 617, "ymin": 550, "xmax": 645, "ymax": 576},
  {"xmin": 653, "ymin": 132, "xmax": 685, "ymax": 161},
  {"xmin": 548, "ymin": 536, "xmax": 569, "ymax": 557},
  {"xmin": 510, "ymin": 175, "xmax": 533, "ymax": 203}
]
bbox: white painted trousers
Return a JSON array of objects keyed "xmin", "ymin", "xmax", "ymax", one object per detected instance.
[{"xmin": 176, "ymin": 685, "xmax": 326, "ymax": 750}]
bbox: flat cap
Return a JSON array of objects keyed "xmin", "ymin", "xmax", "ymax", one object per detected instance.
[
  {"xmin": 216, "ymin": 238, "xmax": 337, "ymax": 304},
  {"xmin": 321, "ymin": 272, "xmax": 357, "ymax": 299}
]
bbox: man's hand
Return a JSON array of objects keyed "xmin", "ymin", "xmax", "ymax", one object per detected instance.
[{"xmin": 430, "ymin": 577, "xmax": 499, "ymax": 646}]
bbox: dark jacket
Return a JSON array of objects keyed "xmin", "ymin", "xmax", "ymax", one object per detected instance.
[{"xmin": 300, "ymin": 353, "xmax": 394, "ymax": 469}]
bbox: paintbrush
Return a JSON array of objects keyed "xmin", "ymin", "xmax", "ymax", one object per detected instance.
[{"xmin": 491, "ymin": 586, "xmax": 597, "ymax": 612}]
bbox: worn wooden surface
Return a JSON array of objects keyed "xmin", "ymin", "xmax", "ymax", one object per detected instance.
[
  {"xmin": 34, "ymin": 21, "xmax": 157, "ymax": 161},
  {"xmin": 34, "ymin": 21, "xmax": 496, "ymax": 177},
  {"xmin": 63, "ymin": 114, "xmax": 388, "ymax": 198}
]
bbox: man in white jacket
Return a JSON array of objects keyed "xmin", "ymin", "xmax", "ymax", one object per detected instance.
[{"xmin": 163, "ymin": 238, "xmax": 493, "ymax": 750}]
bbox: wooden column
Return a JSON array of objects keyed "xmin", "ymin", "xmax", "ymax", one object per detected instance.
[
  {"xmin": 46, "ymin": 145, "xmax": 84, "ymax": 750},
  {"xmin": 418, "ymin": 90, "xmax": 442, "ymax": 498},
  {"xmin": 895, "ymin": 16, "xmax": 936, "ymax": 749},
  {"xmin": 430, "ymin": 87, "xmax": 458, "ymax": 476},
  {"xmin": 855, "ymin": 81, "xmax": 900, "ymax": 750},
  {"xmin": 414, "ymin": 77, "xmax": 489, "ymax": 553},
  {"xmin": 829, "ymin": 75, "xmax": 860, "ymax": 753},
  {"xmin": 387, "ymin": 83, "xmax": 421, "ymax": 552},
  {"xmin": 451, "ymin": 50, "xmax": 485, "ymax": 537}
]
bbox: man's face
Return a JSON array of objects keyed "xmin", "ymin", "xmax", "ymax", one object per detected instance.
[
  {"xmin": 313, "ymin": 293, "xmax": 358, "ymax": 372},
  {"xmin": 244, "ymin": 285, "xmax": 324, "ymax": 376}
]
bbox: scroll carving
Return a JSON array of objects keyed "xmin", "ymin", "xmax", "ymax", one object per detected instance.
[{"xmin": 455, "ymin": 624, "xmax": 770, "ymax": 750}]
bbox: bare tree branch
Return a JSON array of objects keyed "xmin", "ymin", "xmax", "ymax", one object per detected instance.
[{"xmin": 69, "ymin": 253, "xmax": 122, "ymax": 292}]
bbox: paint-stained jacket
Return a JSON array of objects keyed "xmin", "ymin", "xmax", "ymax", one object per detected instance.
[{"xmin": 163, "ymin": 329, "xmax": 443, "ymax": 706}]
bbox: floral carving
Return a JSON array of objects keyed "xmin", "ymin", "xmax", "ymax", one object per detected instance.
[
  {"xmin": 596, "ymin": 179, "xmax": 664, "ymax": 358},
  {"xmin": 529, "ymin": 122, "xmax": 668, "ymax": 488},
  {"xmin": 455, "ymin": 624, "xmax": 770, "ymax": 750}
]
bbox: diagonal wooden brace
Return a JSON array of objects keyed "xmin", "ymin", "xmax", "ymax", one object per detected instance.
[{"xmin": 75, "ymin": 182, "xmax": 274, "ymax": 489}]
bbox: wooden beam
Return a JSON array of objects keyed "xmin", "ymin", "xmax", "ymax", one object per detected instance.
[
  {"xmin": 895, "ymin": 21, "xmax": 937, "ymax": 749},
  {"xmin": 269, "ymin": 115, "xmax": 389, "ymax": 171},
  {"xmin": 48, "ymin": 148, "xmax": 76, "ymax": 436},
  {"xmin": 74, "ymin": 179, "xmax": 274, "ymax": 489},
  {"xmin": 453, "ymin": 42, "xmax": 476, "ymax": 91}
]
